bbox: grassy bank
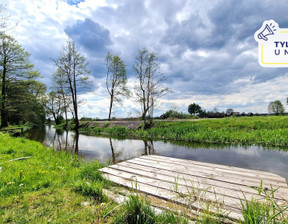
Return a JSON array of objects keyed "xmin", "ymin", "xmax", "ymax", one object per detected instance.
[
  {"xmin": 0, "ymin": 133, "xmax": 113, "ymax": 223},
  {"xmin": 0, "ymin": 124, "xmax": 33, "ymax": 136},
  {"xmin": 80, "ymin": 116, "xmax": 288, "ymax": 148},
  {"xmin": 0, "ymin": 133, "xmax": 197, "ymax": 223}
]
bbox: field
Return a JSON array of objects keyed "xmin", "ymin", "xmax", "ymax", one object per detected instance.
[{"xmin": 80, "ymin": 116, "xmax": 288, "ymax": 149}]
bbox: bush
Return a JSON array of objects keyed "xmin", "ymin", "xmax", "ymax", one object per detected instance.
[{"xmin": 160, "ymin": 110, "xmax": 191, "ymax": 119}]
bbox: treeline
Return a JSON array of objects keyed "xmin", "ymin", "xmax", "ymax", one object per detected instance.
[
  {"xmin": 0, "ymin": 34, "xmax": 46, "ymax": 128},
  {"xmin": 0, "ymin": 32, "xmax": 169, "ymax": 130},
  {"xmin": 0, "ymin": 2, "xmax": 169, "ymax": 130},
  {"xmin": 46, "ymin": 45, "xmax": 169, "ymax": 129}
]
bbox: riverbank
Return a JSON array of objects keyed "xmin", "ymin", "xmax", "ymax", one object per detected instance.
[
  {"xmin": 79, "ymin": 116, "xmax": 288, "ymax": 148},
  {"xmin": 0, "ymin": 133, "xmax": 115, "ymax": 223},
  {"xmin": 0, "ymin": 124, "xmax": 33, "ymax": 136},
  {"xmin": 0, "ymin": 133, "xmax": 192, "ymax": 223},
  {"xmin": 1, "ymin": 133, "xmax": 287, "ymax": 223}
]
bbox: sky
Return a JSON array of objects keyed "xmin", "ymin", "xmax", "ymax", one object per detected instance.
[{"xmin": 5, "ymin": 0, "xmax": 288, "ymax": 118}]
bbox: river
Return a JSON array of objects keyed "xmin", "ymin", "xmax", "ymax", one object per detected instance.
[{"xmin": 25, "ymin": 125, "xmax": 288, "ymax": 181}]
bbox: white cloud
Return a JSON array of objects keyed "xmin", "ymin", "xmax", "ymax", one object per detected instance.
[{"xmin": 5, "ymin": 0, "xmax": 288, "ymax": 118}]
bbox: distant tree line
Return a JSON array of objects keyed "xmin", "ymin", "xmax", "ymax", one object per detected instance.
[{"xmin": 159, "ymin": 100, "xmax": 288, "ymax": 120}]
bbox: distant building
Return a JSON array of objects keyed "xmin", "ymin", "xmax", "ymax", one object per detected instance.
[
  {"xmin": 207, "ymin": 112, "xmax": 225, "ymax": 118},
  {"xmin": 232, "ymin": 112, "xmax": 240, "ymax": 117}
]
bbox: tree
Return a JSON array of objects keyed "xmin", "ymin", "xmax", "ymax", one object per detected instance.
[
  {"xmin": 188, "ymin": 103, "xmax": 201, "ymax": 115},
  {"xmin": 0, "ymin": 33, "xmax": 40, "ymax": 127},
  {"xmin": 44, "ymin": 91, "xmax": 65, "ymax": 125},
  {"xmin": 0, "ymin": 3, "xmax": 9, "ymax": 33},
  {"xmin": 268, "ymin": 100, "xmax": 284, "ymax": 115},
  {"xmin": 105, "ymin": 52, "xmax": 129, "ymax": 120},
  {"xmin": 134, "ymin": 48, "xmax": 168, "ymax": 129},
  {"xmin": 54, "ymin": 39, "xmax": 91, "ymax": 129},
  {"xmin": 52, "ymin": 68, "xmax": 72, "ymax": 127},
  {"xmin": 226, "ymin": 108, "xmax": 234, "ymax": 116}
]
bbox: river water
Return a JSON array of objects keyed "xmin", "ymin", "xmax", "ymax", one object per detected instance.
[{"xmin": 25, "ymin": 125, "xmax": 288, "ymax": 181}]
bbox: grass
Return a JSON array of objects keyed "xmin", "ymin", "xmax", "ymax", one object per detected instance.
[
  {"xmin": 114, "ymin": 194, "xmax": 189, "ymax": 224},
  {"xmin": 0, "ymin": 133, "xmax": 114, "ymax": 223},
  {"xmin": 240, "ymin": 182, "xmax": 288, "ymax": 223},
  {"xmin": 80, "ymin": 116, "xmax": 288, "ymax": 148},
  {"xmin": 0, "ymin": 124, "xmax": 32, "ymax": 136}
]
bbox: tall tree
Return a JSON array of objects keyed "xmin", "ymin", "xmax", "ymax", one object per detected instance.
[
  {"xmin": 44, "ymin": 91, "xmax": 64, "ymax": 125},
  {"xmin": 188, "ymin": 103, "xmax": 201, "ymax": 115},
  {"xmin": 0, "ymin": 33, "xmax": 39, "ymax": 127},
  {"xmin": 134, "ymin": 48, "xmax": 168, "ymax": 129},
  {"xmin": 5, "ymin": 79, "xmax": 46, "ymax": 125},
  {"xmin": 226, "ymin": 108, "xmax": 234, "ymax": 116},
  {"xmin": 0, "ymin": 2, "xmax": 9, "ymax": 33},
  {"xmin": 268, "ymin": 100, "xmax": 284, "ymax": 115},
  {"xmin": 54, "ymin": 39, "xmax": 91, "ymax": 129},
  {"xmin": 105, "ymin": 52, "xmax": 129, "ymax": 120},
  {"xmin": 52, "ymin": 68, "xmax": 72, "ymax": 127}
]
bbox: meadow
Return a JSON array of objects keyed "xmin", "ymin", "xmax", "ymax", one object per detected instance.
[{"xmin": 81, "ymin": 116, "xmax": 288, "ymax": 148}]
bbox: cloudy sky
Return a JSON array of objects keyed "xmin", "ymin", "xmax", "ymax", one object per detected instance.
[{"xmin": 6, "ymin": 0, "xmax": 288, "ymax": 118}]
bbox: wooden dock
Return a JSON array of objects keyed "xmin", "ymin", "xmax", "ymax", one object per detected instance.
[{"xmin": 100, "ymin": 155, "xmax": 288, "ymax": 221}]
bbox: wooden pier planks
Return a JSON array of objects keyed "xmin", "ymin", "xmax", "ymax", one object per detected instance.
[{"xmin": 100, "ymin": 155, "xmax": 288, "ymax": 221}]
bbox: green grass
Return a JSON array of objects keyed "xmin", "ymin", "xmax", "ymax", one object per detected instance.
[
  {"xmin": 240, "ymin": 182, "xmax": 288, "ymax": 224},
  {"xmin": 80, "ymin": 116, "xmax": 288, "ymax": 148},
  {"xmin": 114, "ymin": 194, "xmax": 188, "ymax": 224},
  {"xmin": 0, "ymin": 133, "xmax": 114, "ymax": 223},
  {"xmin": 0, "ymin": 124, "xmax": 32, "ymax": 136}
]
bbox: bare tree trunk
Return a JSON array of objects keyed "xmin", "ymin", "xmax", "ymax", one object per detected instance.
[
  {"xmin": 74, "ymin": 129, "xmax": 79, "ymax": 154},
  {"xmin": 108, "ymin": 91, "xmax": 114, "ymax": 120},
  {"xmin": 73, "ymin": 57, "xmax": 79, "ymax": 129},
  {"xmin": 109, "ymin": 138, "xmax": 115, "ymax": 164},
  {"xmin": 1, "ymin": 64, "xmax": 7, "ymax": 128}
]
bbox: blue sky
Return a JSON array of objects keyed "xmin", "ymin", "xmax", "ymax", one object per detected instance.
[{"xmin": 7, "ymin": 0, "xmax": 288, "ymax": 118}]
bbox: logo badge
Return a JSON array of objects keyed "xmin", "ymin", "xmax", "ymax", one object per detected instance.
[{"xmin": 255, "ymin": 20, "xmax": 288, "ymax": 67}]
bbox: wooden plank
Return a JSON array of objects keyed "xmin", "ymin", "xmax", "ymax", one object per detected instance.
[
  {"xmin": 110, "ymin": 162, "xmax": 286, "ymax": 204},
  {"xmin": 117, "ymin": 161, "xmax": 266, "ymax": 196},
  {"xmin": 131, "ymin": 157, "xmax": 288, "ymax": 191},
  {"xmin": 101, "ymin": 166, "xmax": 243, "ymax": 211},
  {"xmin": 138, "ymin": 156, "xmax": 286, "ymax": 185},
  {"xmin": 148, "ymin": 155, "xmax": 283, "ymax": 179},
  {"xmin": 100, "ymin": 155, "xmax": 288, "ymax": 222},
  {"xmin": 102, "ymin": 172, "xmax": 243, "ymax": 221},
  {"xmin": 126, "ymin": 159, "xmax": 288, "ymax": 199}
]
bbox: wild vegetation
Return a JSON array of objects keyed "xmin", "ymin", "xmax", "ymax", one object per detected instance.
[{"xmin": 80, "ymin": 116, "xmax": 288, "ymax": 148}]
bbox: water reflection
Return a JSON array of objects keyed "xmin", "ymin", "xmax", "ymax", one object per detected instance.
[
  {"xmin": 25, "ymin": 125, "xmax": 288, "ymax": 181},
  {"xmin": 25, "ymin": 126, "xmax": 79, "ymax": 155},
  {"xmin": 144, "ymin": 140, "xmax": 155, "ymax": 155}
]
